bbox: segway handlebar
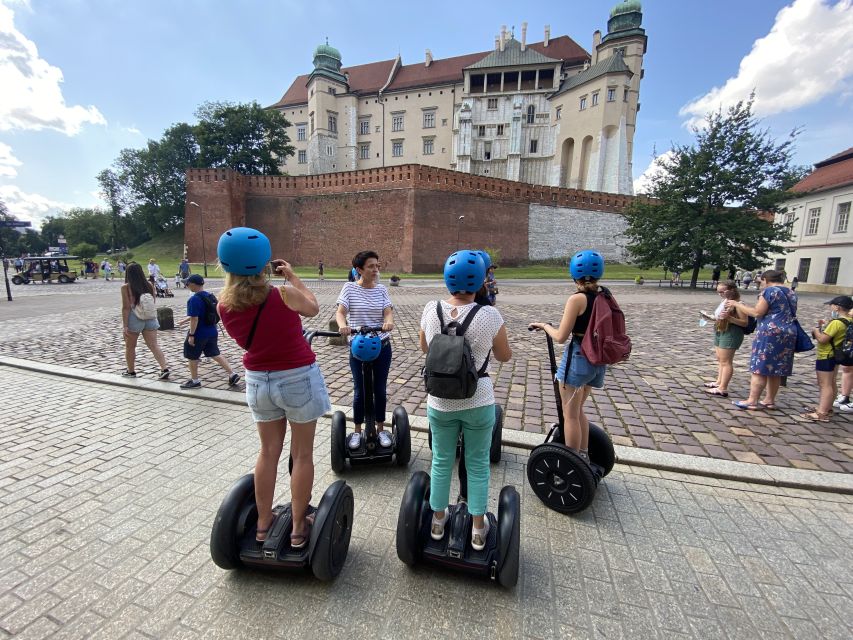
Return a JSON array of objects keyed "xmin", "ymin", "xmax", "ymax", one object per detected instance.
[
  {"xmin": 528, "ymin": 324, "xmax": 564, "ymax": 429},
  {"xmin": 353, "ymin": 325, "xmax": 385, "ymax": 335},
  {"xmin": 303, "ymin": 329, "xmax": 342, "ymax": 345}
]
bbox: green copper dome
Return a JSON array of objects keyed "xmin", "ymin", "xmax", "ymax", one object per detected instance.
[
  {"xmin": 313, "ymin": 42, "xmax": 342, "ymax": 61},
  {"xmin": 607, "ymin": 0, "xmax": 643, "ymax": 33},
  {"xmin": 309, "ymin": 39, "xmax": 347, "ymax": 86},
  {"xmin": 610, "ymin": 0, "xmax": 641, "ymax": 18}
]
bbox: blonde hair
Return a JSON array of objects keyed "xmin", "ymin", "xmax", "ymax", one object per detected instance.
[
  {"xmin": 575, "ymin": 278, "xmax": 599, "ymax": 293},
  {"xmin": 218, "ymin": 272, "xmax": 270, "ymax": 312}
]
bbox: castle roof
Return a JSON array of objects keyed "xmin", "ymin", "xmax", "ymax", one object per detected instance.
[
  {"xmin": 551, "ymin": 52, "xmax": 632, "ymax": 97},
  {"xmin": 270, "ymin": 35, "xmax": 588, "ymax": 108},
  {"xmin": 465, "ymin": 37, "xmax": 562, "ymax": 69},
  {"xmin": 792, "ymin": 147, "xmax": 853, "ymax": 194}
]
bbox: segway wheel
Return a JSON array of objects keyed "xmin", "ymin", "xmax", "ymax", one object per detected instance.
[
  {"xmin": 496, "ymin": 485, "xmax": 521, "ymax": 588},
  {"xmin": 330, "ymin": 411, "xmax": 347, "ymax": 474},
  {"xmin": 587, "ymin": 423, "xmax": 615, "ymax": 477},
  {"xmin": 309, "ymin": 480, "xmax": 354, "ymax": 581},
  {"xmin": 490, "ymin": 405, "xmax": 503, "ymax": 463},
  {"xmin": 393, "ymin": 407, "xmax": 411, "ymax": 466},
  {"xmin": 396, "ymin": 471, "xmax": 430, "ymax": 566},
  {"xmin": 527, "ymin": 444, "xmax": 596, "ymax": 514},
  {"xmin": 210, "ymin": 473, "xmax": 256, "ymax": 569}
]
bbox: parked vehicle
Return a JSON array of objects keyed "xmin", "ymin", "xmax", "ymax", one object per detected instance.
[{"xmin": 11, "ymin": 256, "xmax": 79, "ymax": 284}]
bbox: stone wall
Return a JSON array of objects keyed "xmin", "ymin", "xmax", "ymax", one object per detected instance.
[{"xmin": 528, "ymin": 204, "xmax": 629, "ymax": 262}]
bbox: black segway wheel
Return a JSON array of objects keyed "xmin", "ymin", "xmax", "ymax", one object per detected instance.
[
  {"xmin": 527, "ymin": 444, "xmax": 596, "ymax": 514},
  {"xmin": 588, "ymin": 423, "xmax": 615, "ymax": 477},
  {"xmin": 490, "ymin": 405, "xmax": 503, "ymax": 463},
  {"xmin": 309, "ymin": 480, "xmax": 354, "ymax": 581},
  {"xmin": 496, "ymin": 485, "xmax": 520, "ymax": 588},
  {"xmin": 393, "ymin": 407, "xmax": 411, "ymax": 466},
  {"xmin": 330, "ymin": 411, "xmax": 347, "ymax": 474},
  {"xmin": 396, "ymin": 471, "xmax": 430, "ymax": 566},
  {"xmin": 210, "ymin": 473, "xmax": 256, "ymax": 569}
]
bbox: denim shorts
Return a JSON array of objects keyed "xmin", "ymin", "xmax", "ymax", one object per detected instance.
[
  {"xmin": 555, "ymin": 339, "xmax": 607, "ymax": 389},
  {"xmin": 245, "ymin": 363, "xmax": 331, "ymax": 424},
  {"xmin": 127, "ymin": 311, "xmax": 159, "ymax": 333}
]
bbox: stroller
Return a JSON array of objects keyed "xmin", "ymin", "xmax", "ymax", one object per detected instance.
[{"xmin": 154, "ymin": 275, "xmax": 174, "ymax": 298}]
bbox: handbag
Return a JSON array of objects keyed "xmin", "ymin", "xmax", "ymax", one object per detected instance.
[{"xmin": 778, "ymin": 288, "xmax": 813, "ymax": 353}]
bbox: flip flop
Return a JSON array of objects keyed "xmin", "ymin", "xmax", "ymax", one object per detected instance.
[
  {"xmin": 703, "ymin": 382, "xmax": 719, "ymax": 388},
  {"xmin": 759, "ymin": 402, "xmax": 777, "ymax": 410},
  {"xmin": 704, "ymin": 388, "xmax": 728, "ymax": 397},
  {"xmin": 732, "ymin": 401, "xmax": 762, "ymax": 410},
  {"xmin": 290, "ymin": 512, "xmax": 315, "ymax": 550}
]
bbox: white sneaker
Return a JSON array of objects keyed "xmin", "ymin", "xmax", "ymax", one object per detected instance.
[
  {"xmin": 431, "ymin": 510, "xmax": 447, "ymax": 540},
  {"xmin": 347, "ymin": 432, "xmax": 362, "ymax": 450},
  {"xmin": 471, "ymin": 518, "xmax": 490, "ymax": 551},
  {"xmin": 832, "ymin": 394, "xmax": 849, "ymax": 408},
  {"xmin": 377, "ymin": 430, "xmax": 393, "ymax": 448},
  {"xmin": 839, "ymin": 402, "xmax": 853, "ymax": 413}
]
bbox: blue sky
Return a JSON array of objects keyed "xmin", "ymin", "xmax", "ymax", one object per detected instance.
[{"xmin": 1, "ymin": 0, "xmax": 852, "ymax": 226}]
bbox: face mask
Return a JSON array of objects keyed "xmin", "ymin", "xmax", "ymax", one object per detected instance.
[{"xmin": 831, "ymin": 310, "xmax": 840, "ymax": 319}]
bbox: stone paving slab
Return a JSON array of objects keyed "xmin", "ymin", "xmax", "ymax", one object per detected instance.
[
  {"xmin": 1, "ymin": 368, "xmax": 853, "ymax": 639},
  {"xmin": 1, "ymin": 279, "xmax": 851, "ymax": 472}
]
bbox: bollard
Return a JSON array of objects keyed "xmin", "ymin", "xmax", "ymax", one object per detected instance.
[
  {"xmin": 157, "ymin": 306, "xmax": 174, "ymax": 330},
  {"xmin": 328, "ymin": 318, "xmax": 347, "ymax": 346}
]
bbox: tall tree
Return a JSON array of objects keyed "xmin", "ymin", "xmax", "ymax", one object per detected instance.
[
  {"xmin": 40, "ymin": 216, "xmax": 68, "ymax": 247},
  {"xmin": 63, "ymin": 208, "xmax": 112, "ymax": 250},
  {"xmin": 626, "ymin": 97, "xmax": 806, "ymax": 288},
  {"xmin": 0, "ymin": 199, "xmax": 23, "ymax": 257},
  {"xmin": 194, "ymin": 101, "xmax": 294, "ymax": 174}
]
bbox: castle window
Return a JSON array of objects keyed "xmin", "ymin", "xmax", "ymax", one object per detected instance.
[
  {"xmin": 624, "ymin": 88, "xmax": 629, "ymax": 102},
  {"xmin": 487, "ymin": 98, "xmax": 498, "ymax": 110},
  {"xmin": 806, "ymin": 208, "xmax": 821, "ymax": 235},
  {"xmin": 529, "ymin": 139, "xmax": 538, "ymax": 153},
  {"xmin": 359, "ymin": 143, "xmax": 370, "ymax": 160},
  {"xmin": 359, "ymin": 118, "xmax": 370, "ymax": 135},
  {"xmin": 326, "ymin": 145, "xmax": 334, "ymax": 156},
  {"xmin": 592, "ymin": 92, "xmax": 599, "ymax": 106},
  {"xmin": 484, "ymin": 141, "xmax": 492, "ymax": 161},
  {"xmin": 298, "ymin": 150, "xmax": 307, "ymax": 164},
  {"xmin": 392, "ymin": 140, "xmax": 404, "ymax": 157},
  {"xmin": 526, "ymin": 105, "xmax": 535, "ymax": 124},
  {"xmin": 555, "ymin": 107, "xmax": 562, "ymax": 120},
  {"xmin": 392, "ymin": 114, "xmax": 404, "ymax": 132},
  {"xmin": 497, "ymin": 124, "xmax": 505, "ymax": 136},
  {"xmin": 835, "ymin": 202, "xmax": 850, "ymax": 233},
  {"xmin": 579, "ymin": 97, "xmax": 587, "ymax": 110},
  {"xmin": 614, "ymin": 46, "xmax": 626, "ymax": 56},
  {"xmin": 328, "ymin": 86, "xmax": 336, "ymax": 94},
  {"xmin": 423, "ymin": 110, "xmax": 436, "ymax": 128},
  {"xmin": 478, "ymin": 125, "xmax": 486, "ymax": 137},
  {"xmin": 327, "ymin": 113, "xmax": 337, "ymax": 134},
  {"xmin": 296, "ymin": 125, "xmax": 306, "ymax": 141},
  {"xmin": 442, "ymin": 118, "xmax": 448, "ymax": 126},
  {"xmin": 607, "ymin": 88, "xmax": 616, "ymax": 102},
  {"xmin": 423, "ymin": 138, "xmax": 434, "ymax": 155}
]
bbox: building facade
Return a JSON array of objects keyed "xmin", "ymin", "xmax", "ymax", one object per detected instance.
[
  {"xmin": 270, "ymin": 1, "xmax": 646, "ymax": 195},
  {"xmin": 770, "ymin": 147, "xmax": 853, "ymax": 294}
]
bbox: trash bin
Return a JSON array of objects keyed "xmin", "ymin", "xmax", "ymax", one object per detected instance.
[
  {"xmin": 157, "ymin": 306, "xmax": 174, "ymax": 330},
  {"xmin": 328, "ymin": 318, "xmax": 347, "ymax": 346}
]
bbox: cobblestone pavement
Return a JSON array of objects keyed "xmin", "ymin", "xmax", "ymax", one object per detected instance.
[
  {"xmin": 1, "ymin": 279, "xmax": 851, "ymax": 471},
  {"xmin": 1, "ymin": 368, "xmax": 852, "ymax": 639}
]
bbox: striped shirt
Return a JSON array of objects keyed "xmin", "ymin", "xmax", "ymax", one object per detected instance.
[{"xmin": 336, "ymin": 282, "xmax": 393, "ymax": 340}]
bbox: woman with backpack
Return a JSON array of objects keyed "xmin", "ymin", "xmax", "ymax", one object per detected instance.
[
  {"xmin": 120, "ymin": 262, "xmax": 170, "ymax": 379},
  {"xmin": 216, "ymin": 227, "xmax": 330, "ymax": 548},
  {"xmin": 419, "ymin": 250, "xmax": 511, "ymax": 551},
  {"xmin": 528, "ymin": 250, "xmax": 610, "ymax": 463},
  {"xmin": 703, "ymin": 280, "xmax": 749, "ymax": 398}
]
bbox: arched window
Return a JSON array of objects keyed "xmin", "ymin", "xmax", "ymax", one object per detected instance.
[{"xmin": 526, "ymin": 105, "xmax": 535, "ymax": 124}]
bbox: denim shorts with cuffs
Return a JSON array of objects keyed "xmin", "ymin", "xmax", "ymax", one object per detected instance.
[{"xmin": 245, "ymin": 363, "xmax": 331, "ymax": 424}]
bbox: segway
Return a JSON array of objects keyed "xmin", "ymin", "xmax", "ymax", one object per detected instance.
[
  {"xmin": 330, "ymin": 325, "xmax": 411, "ymax": 473},
  {"xmin": 526, "ymin": 329, "xmax": 616, "ymax": 514},
  {"xmin": 396, "ymin": 471, "xmax": 520, "ymax": 588}
]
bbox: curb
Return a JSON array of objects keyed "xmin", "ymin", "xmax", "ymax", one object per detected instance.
[{"xmin": 1, "ymin": 355, "xmax": 851, "ymax": 495}]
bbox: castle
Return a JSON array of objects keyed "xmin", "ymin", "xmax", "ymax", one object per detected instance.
[{"xmin": 270, "ymin": 1, "xmax": 646, "ymax": 195}]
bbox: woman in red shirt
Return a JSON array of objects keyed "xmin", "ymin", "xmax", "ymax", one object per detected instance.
[{"xmin": 217, "ymin": 228, "xmax": 331, "ymax": 549}]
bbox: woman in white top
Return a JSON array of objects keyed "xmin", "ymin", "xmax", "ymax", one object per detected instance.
[
  {"xmin": 335, "ymin": 250, "xmax": 395, "ymax": 450},
  {"xmin": 419, "ymin": 251, "xmax": 511, "ymax": 551}
]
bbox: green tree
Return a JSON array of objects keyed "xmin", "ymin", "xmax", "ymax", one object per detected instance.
[
  {"xmin": 63, "ymin": 208, "xmax": 112, "ymax": 250},
  {"xmin": 0, "ymin": 199, "xmax": 23, "ymax": 257},
  {"xmin": 19, "ymin": 229, "xmax": 47, "ymax": 255},
  {"xmin": 40, "ymin": 216, "xmax": 68, "ymax": 247},
  {"xmin": 194, "ymin": 100, "xmax": 294, "ymax": 174},
  {"xmin": 71, "ymin": 242, "xmax": 98, "ymax": 261},
  {"xmin": 626, "ymin": 97, "xmax": 804, "ymax": 288}
]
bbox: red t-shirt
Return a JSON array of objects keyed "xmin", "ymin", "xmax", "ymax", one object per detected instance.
[{"xmin": 220, "ymin": 286, "xmax": 315, "ymax": 372}]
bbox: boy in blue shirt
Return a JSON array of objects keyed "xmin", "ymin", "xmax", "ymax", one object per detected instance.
[{"xmin": 177, "ymin": 275, "xmax": 240, "ymax": 389}]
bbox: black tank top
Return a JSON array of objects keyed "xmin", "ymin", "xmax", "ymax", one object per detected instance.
[{"xmin": 572, "ymin": 291, "xmax": 598, "ymax": 337}]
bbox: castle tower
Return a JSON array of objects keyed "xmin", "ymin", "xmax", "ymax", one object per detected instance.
[{"xmin": 306, "ymin": 41, "xmax": 356, "ymax": 173}]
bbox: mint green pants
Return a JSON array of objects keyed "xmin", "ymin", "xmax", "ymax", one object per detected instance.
[{"xmin": 427, "ymin": 404, "xmax": 494, "ymax": 516}]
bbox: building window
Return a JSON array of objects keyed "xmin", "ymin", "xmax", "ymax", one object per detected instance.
[
  {"xmin": 326, "ymin": 145, "xmax": 333, "ymax": 156},
  {"xmin": 526, "ymin": 105, "xmax": 535, "ymax": 124},
  {"xmin": 442, "ymin": 118, "xmax": 448, "ymax": 126},
  {"xmin": 328, "ymin": 86, "xmax": 336, "ymax": 95},
  {"xmin": 296, "ymin": 125, "xmax": 306, "ymax": 141},
  {"xmin": 392, "ymin": 114, "xmax": 404, "ymax": 131},
  {"xmin": 824, "ymin": 257, "xmax": 841, "ymax": 285},
  {"xmin": 774, "ymin": 258, "xmax": 786, "ymax": 272},
  {"xmin": 497, "ymin": 124, "xmax": 504, "ymax": 136},
  {"xmin": 624, "ymin": 88, "xmax": 629, "ymax": 102},
  {"xmin": 298, "ymin": 150, "xmax": 307, "ymax": 164},
  {"xmin": 327, "ymin": 113, "xmax": 337, "ymax": 134},
  {"xmin": 423, "ymin": 110, "xmax": 436, "ymax": 128},
  {"xmin": 555, "ymin": 107, "xmax": 562, "ymax": 120},
  {"xmin": 359, "ymin": 143, "xmax": 370, "ymax": 160},
  {"xmin": 579, "ymin": 97, "xmax": 587, "ymax": 110},
  {"xmin": 806, "ymin": 207, "xmax": 821, "ymax": 235},
  {"xmin": 484, "ymin": 141, "xmax": 492, "ymax": 161},
  {"xmin": 835, "ymin": 202, "xmax": 850, "ymax": 233},
  {"xmin": 423, "ymin": 138, "xmax": 434, "ymax": 155},
  {"xmin": 607, "ymin": 88, "xmax": 616, "ymax": 102},
  {"xmin": 797, "ymin": 258, "xmax": 811, "ymax": 282},
  {"xmin": 529, "ymin": 139, "xmax": 538, "ymax": 154},
  {"xmin": 487, "ymin": 98, "xmax": 498, "ymax": 110},
  {"xmin": 392, "ymin": 140, "xmax": 403, "ymax": 157},
  {"xmin": 614, "ymin": 47, "xmax": 626, "ymax": 56},
  {"xmin": 478, "ymin": 125, "xmax": 486, "ymax": 137},
  {"xmin": 592, "ymin": 92, "xmax": 599, "ymax": 106},
  {"xmin": 309, "ymin": 113, "xmax": 314, "ymax": 133},
  {"xmin": 359, "ymin": 119, "xmax": 370, "ymax": 135}
]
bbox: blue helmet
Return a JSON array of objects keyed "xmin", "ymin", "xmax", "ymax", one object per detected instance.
[
  {"xmin": 477, "ymin": 250, "xmax": 492, "ymax": 270},
  {"xmin": 350, "ymin": 333, "xmax": 382, "ymax": 362},
  {"xmin": 444, "ymin": 250, "xmax": 486, "ymax": 294},
  {"xmin": 217, "ymin": 227, "xmax": 271, "ymax": 275},
  {"xmin": 569, "ymin": 249, "xmax": 605, "ymax": 281}
]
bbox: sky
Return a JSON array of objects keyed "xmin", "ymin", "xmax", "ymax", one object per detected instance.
[{"xmin": 1, "ymin": 0, "xmax": 852, "ymax": 228}]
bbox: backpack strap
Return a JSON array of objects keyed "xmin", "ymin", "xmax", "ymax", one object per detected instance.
[
  {"xmin": 458, "ymin": 304, "xmax": 491, "ymax": 377},
  {"xmin": 244, "ymin": 292, "xmax": 270, "ymax": 351},
  {"xmin": 435, "ymin": 300, "xmax": 445, "ymax": 331}
]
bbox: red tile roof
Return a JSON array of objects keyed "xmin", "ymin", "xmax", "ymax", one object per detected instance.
[
  {"xmin": 792, "ymin": 147, "xmax": 853, "ymax": 194},
  {"xmin": 270, "ymin": 35, "xmax": 589, "ymax": 108}
]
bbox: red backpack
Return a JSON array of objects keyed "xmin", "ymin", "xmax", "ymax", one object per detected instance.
[{"xmin": 581, "ymin": 287, "xmax": 631, "ymax": 365}]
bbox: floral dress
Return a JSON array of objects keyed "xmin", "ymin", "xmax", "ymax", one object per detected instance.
[{"xmin": 750, "ymin": 286, "xmax": 797, "ymax": 376}]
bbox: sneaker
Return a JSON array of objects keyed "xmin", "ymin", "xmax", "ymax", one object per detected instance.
[
  {"xmin": 377, "ymin": 430, "xmax": 393, "ymax": 448},
  {"xmin": 180, "ymin": 379, "xmax": 201, "ymax": 389},
  {"xmin": 347, "ymin": 432, "xmax": 362, "ymax": 450},
  {"xmin": 228, "ymin": 373, "xmax": 240, "ymax": 386},
  {"xmin": 430, "ymin": 510, "xmax": 447, "ymax": 540},
  {"xmin": 840, "ymin": 402, "xmax": 853, "ymax": 413},
  {"xmin": 833, "ymin": 394, "xmax": 849, "ymax": 408},
  {"xmin": 471, "ymin": 518, "xmax": 490, "ymax": 551},
  {"xmin": 158, "ymin": 368, "xmax": 170, "ymax": 380},
  {"xmin": 122, "ymin": 370, "xmax": 136, "ymax": 378}
]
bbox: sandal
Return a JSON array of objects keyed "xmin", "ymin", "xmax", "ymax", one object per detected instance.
[
  {"xmin": 759, "ymin": 402, "xmax": 777, "ymax": 410},
  {"xmin": 704, "ymin": 388, "xmax": 728, "ymax": 397},
  {"xmin": 732, "ymin": 401, "xmax": 762, "ymax": 410},
  {"xmin": 703, "ymin": 382, "xmax": 719, "ymax": 388},
  {"xmin": 797, "ymin": 411, "xmax": 830, "ymax": 423},
  {"xmin": 290, "ymin": 513, "xmax": 315, "ymax": 550},
  {"xmin": 256, "ymin": 517, "xmax": 276, "ymax": 543}
]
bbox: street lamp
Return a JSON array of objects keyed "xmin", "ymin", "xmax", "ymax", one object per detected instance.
[
  {"xmin": 456, "ymin": 215, "xmax": 465, "ymax": 249},
  {"xmin": 189, "ymin": 201, "xmax": 208, "ymax": 278}
]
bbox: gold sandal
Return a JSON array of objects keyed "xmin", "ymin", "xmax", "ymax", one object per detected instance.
[{"xmin": 797, "ymin": 410, "xmax": 830, "ymax": 423}]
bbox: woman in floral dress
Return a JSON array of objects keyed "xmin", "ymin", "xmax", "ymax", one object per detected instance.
[{"xmin": 726, "ymin": 270, "xmax": 796, "ymax": 410}]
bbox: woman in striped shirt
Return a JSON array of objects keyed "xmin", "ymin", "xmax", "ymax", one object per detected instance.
[{"xmin": 335, "ymin": 251, "xmax": 396, "ymax": 450}]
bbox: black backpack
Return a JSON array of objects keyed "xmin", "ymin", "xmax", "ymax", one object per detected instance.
[
  {"xmin": 201, "ymin": 292, "xmax": 220, "ymax": 326},
  {"xmin": 834, "ymin": 318, "xmax": 853, "ymax": 366},
  {"xmin": 422, "ymin": 302, "xmax": 489, "ymax": 399}
]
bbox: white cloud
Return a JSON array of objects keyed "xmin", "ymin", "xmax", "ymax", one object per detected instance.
[
  {"xmin": 0, "ymin": 183, "xmax": 71, "ymax": 227},
  {"xmin": 0, "ymin": 1, "xmax": 106, "ymax": 134},
  {"xmin": 633, "ymin": 151, "xmax": 675, "ymax": 195},
  {"xmin": 123, "ymin": 126, "xmax": 142, "ymax": 135},
  {"xmin": 0, "ymin": 141, "xmax": 21, "ymax": 177},
  {"xmin": 680, "ymin": 0, "xmax": 853, "ymax": 127}
]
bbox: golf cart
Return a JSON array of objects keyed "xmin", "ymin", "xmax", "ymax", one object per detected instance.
[{"xmin": 12, "ymin": 256, "xmax": 79, "ymax": 284}]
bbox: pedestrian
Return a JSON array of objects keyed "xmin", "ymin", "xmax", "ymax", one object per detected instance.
[
  {"xmin": 217, "ymin": 227, "xmax": 331, "ymax": 547},
  {"xmin": 528, "ymin": 249, "xmax": 611, "ymax": 461},
  {"xmin": 14, "ymin": 256, "xmax": 23, "ymax": 273},
  {"xmin": 348, "ymin": 267, "xmax": 357, "ymax": 283},
  {"xmin": 727, "ymin": 266, "xmax": 736, "ymax": 281},
  {"xmin": 703, "ymin": 280, "xmax": 748, "ymax": 398},
  {"xmin": 742, "ymin": 270, "xmax": 753, "ymax": 289},
  {"xmin": 120, "ymin": 262, "xmax": 170, "ymax": 380},
  {"xmin": 102, "ymin": 259, "xmax": 112, "ymax": 281},
  {"xmin": 727, "ymin": 270, "xmax": 796, "ymax": 410},
  {"xmin": 420, "ymin": 250, "xmax": 511, "ymax": 550},
  {"xmin": 176, "ymin": 274, "xmax": 240, "ymax": 389},
  {"xmin": 178, "ymin": 258, "xmax": 190, "ymax": 286},
  {"xmin": 335, "ymin": 250, "xmax": 395, "ymax": 450},
  {"xmin": 790, "ymin": 276, "xmax": 798, "ymax": 291},
  {"xmin": 755, "ymin": 270, "xmax": 764, "ymax": 290},
  {"xmin": 147, "ymin": 258, "xmax": 160, "ymax": 285},
  {"xmin": 834, "ymin": 302, "xmax": 853, "ymax": 413},
  {"xmin": 735, "ymin": 269, "xmax": 743, "ymax": 286},
  {"xmin": 318, "ymin": 259, "xmax": 325, "ymax": 281},
  {"xmin": 711, "ymin": 266, "xmax": 721, "ymax": 287}
]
